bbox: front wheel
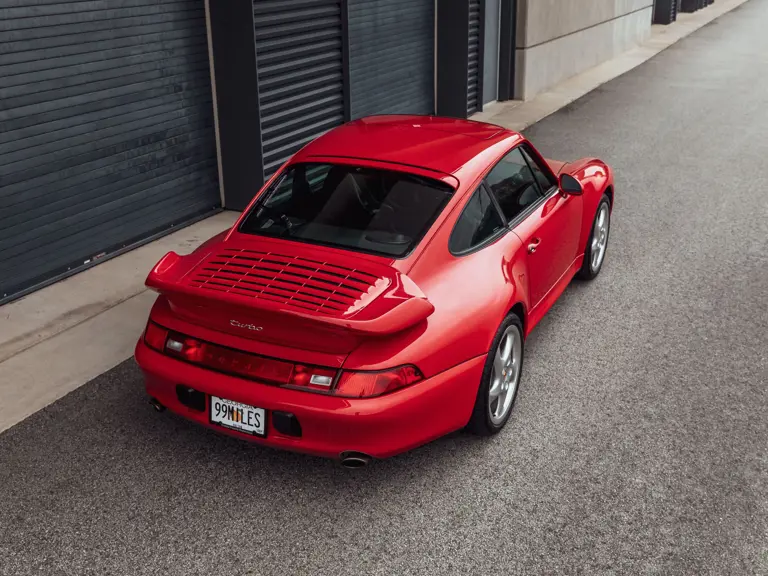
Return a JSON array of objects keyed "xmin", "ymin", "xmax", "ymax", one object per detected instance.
[
  {"xmin": 577, "ymin": 195, "xmax": 611, "ymax": 280},
  {"xmin": 467, "ymin": 314, "xmax": 524, "ymax": 436}
]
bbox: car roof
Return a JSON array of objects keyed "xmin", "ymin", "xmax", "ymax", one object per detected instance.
[{"xmin": 292, "ymin": 115, "xmax": 521, "ymax": 178}]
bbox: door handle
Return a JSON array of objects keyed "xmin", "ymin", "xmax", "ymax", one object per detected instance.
[{"xmin": 527, "ymin": 238, "xmax": 541, "ymax": 254}]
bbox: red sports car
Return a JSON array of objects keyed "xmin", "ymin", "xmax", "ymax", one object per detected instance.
[{"xmin": 135, "ymin": 115, "xmax": 613, "ymax": 467}]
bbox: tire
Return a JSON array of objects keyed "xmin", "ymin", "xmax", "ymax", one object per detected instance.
[
  {"xmin": 577, "ymin": 194, "xmax": 611, "ymax": 281},
  {"xmin": 467, "ymin": 313, "xmax": 525, "ymax": 436}
]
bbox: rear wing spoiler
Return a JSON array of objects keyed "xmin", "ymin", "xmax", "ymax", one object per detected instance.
[{"xmin": 146, "ymin": 249, "xmax": 434, "ymax": 336}]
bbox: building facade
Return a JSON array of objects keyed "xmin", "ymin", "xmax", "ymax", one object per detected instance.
[
  {"xmin": 514, "ymin": 0, "xmax": 654, "ymax": 99},
  {"xmin": 0, "ymin": 0, "xmax": 651, "ymax": 304}
]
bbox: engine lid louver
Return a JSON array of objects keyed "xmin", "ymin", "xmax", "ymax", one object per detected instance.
[{"xmin": 184, "ymin": 248, "xmax": 389, "ymax": 317}]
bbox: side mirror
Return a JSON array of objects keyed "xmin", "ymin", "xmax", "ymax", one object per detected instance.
[{"xmin": 559, "ymin": 173, "xmax": 583, "ymax": 196}]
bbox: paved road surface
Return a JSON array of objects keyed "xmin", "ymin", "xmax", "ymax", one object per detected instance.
[{"xmin": 2, "ymin": 3, "xmax": 767, "ymax": 574}]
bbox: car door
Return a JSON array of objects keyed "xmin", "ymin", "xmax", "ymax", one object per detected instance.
[{"xmin": 485, "ymin": 145, "xmax": 581, "ymax": 309}]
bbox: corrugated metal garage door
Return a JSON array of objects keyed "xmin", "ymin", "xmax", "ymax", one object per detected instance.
[
  {"xmin": 348, "ymin": 0, "xmax": 434, "ymax": 119},
  {"xmin": 467, "ymin": 0, "xmax": 482, "ymax": 115},
  {"xmin": 0, "ymin": 0, "xmax": 220, "ymax": 304},
  {"xmin": 254, "ymin": 0, "xmax": 346, "ymax": 180}
]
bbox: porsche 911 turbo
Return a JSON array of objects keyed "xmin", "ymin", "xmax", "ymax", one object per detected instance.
[{"xmin": 134, "ymin": 115, "xmax": 614, "ymax": 466}]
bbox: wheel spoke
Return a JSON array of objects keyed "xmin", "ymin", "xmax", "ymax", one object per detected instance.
[
  {"xmin": 501, "ymin": 333, "xmax": 513, "ymax": 363},
  {"xmin": 489, "ymin": 377, "xmax": 502, "ymax": 402},
  {"xmin": 493, "ymin": 346, "xmax": 505, "ymax": 377},
  {"xmin": 513, "ymin": 356, "xmax": 522, "ymax": 384},
  {"xmin": 597, "ymin": 209, "xmax": 605, "ymax": 228},
  {"xmin": 591, "ymin": 238, "xmax": 599, "ymax": 252}
]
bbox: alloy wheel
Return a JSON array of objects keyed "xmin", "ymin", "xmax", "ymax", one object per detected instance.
[
  {"xmin": 488, "ymin": 324, "xmax": 522, "ymax": 425},
  {"xmin": 591, "ymin": 203, "xmax": 610, "ymax": 273}
]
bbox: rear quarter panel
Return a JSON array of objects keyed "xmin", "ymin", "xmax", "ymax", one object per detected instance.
[
  {"xmin": 341, "ymin": 135, "xmax": 532, "ymax": 376},
  {"xmin": 342, "ymin": 225, "xmax": 526, "ymax": 379}
]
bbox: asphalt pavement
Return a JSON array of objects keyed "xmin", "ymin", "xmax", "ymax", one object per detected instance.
[{"xmin": 1, "ymin": 2, "xmax": 767, "ymax": 575}]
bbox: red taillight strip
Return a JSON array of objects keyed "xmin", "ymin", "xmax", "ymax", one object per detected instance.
[
  {"xmin": 144, "ymin": 321, "xmax": 168, "ymax": 352},
  {"xmin": 142, "ymin": 321, "xmax": 423, "ymax": 398},
  {"xmin": 144, "ymin": 321, "xmax": 338, "ymax": 391}
]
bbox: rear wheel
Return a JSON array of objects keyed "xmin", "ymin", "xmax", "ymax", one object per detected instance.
[
  {"xmin": 578, "ymin": 195, "xmax": 611, "ymax": 280},
  {"xmin": 467, "ymin": 314, "xmax": 524, "ymax": 436}
]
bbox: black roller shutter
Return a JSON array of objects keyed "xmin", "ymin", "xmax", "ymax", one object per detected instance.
[
  {"xmin": 347, "ymin": 0, "xmax": 434, "ymax": 118},
  {"xmin": 467, "ymin": 0, "xmax": 483, "ymax": 115},
  {"xmin": 253, "ymin": 0, "xmax": 346, "ymax": 179},
  {"xmin": 653, "ymin": 0, "xmax": 678, "ymax": 23},
  {"xmin": 0, "ymin": 0, "xmax": 219, "ymax": 304}
]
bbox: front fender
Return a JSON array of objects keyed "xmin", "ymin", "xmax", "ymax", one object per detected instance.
[{"xmin": 563, "ymin": 158, "xmax": 613, "ymax": 253}]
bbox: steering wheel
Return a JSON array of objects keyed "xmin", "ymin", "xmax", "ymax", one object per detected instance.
[{"xmin": 257, "ymin": 204, "xmax": 294, "ymax": 231}]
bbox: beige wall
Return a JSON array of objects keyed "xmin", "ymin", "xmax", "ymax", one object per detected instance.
[{"xmin": 514, "ymin": 0, "xmax": 653, "ymax": 99}]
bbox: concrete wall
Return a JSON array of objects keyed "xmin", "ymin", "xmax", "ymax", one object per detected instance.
[{"xmin": 514, "ymin": 0, "xmax": 653, "ymax": 99}]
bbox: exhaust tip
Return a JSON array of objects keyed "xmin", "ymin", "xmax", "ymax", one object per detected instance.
[
  {"xmin": 339, "ymin": 451, "xmax": 372, "ymax": 469},
  {"xmin": 149, "ymin": 397, "xmax": 166, "ymax": 412}
]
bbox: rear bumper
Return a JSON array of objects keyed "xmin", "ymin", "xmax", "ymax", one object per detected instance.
[{"xmin": 134, "ymin": 339, "xmax": 484, "ymax": 459}]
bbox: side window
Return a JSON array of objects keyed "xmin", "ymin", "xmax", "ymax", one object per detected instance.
[
  {"xmin": 485, "ymin": 147, "xmax": 543, "ymax": 222},
  {"xmin": 449, "ymin": 186, "xmax": 505, "ymax": 254},
  {"xmin": 521, "ymin": 146, "xmax": 557, "ymax": 193}
]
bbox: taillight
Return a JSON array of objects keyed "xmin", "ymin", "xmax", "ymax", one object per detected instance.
[
  {"xmin": 161, "ymin": 330, "xmax": 334, "ymax": 388},
  {"xmin": 144, "ymin": 322, "xmax": 168, "ymax": 352},
  {"xmin": 164, "ymin": 332, "xmax": 295, "ymax": 384},
  {"xmin": 148, "ymin": 326, "xmax": 423, "ymax": 398},
  {"xmin": 288, "ymin": 365, "xmax": 338, "ymax": 391},
  {"xmin": 334, "ymin": 365, "xmax": 423, "ymax": 398}
]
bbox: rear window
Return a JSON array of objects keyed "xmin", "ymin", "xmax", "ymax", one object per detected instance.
[{"xmin": 239, "ymin": 163, "xmax": 455, "ymax": 257}]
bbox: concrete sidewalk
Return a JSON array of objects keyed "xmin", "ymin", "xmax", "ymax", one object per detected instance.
[
  {"xmin": 0, "ymin": 0, "xmax": 749, "ymax": 434},
  {"xmin": 0, "ymin": 212, "xmax": 238, "ymax": 432}
]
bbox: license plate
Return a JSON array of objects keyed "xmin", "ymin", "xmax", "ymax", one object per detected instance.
[{"xmin": 210, "ymin": 396, "xmax": 266, "ymax": 437}]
